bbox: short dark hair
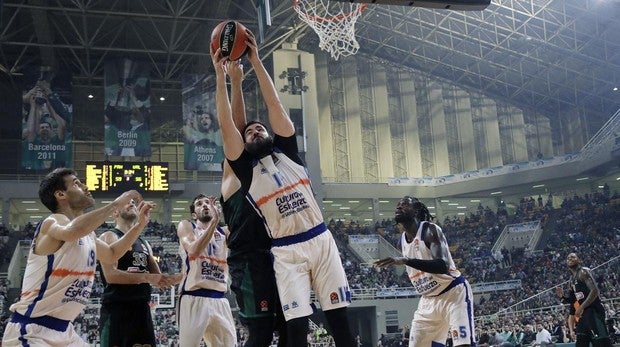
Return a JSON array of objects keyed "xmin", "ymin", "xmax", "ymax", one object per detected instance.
[
  {"xmin": 190, "ymin": 194, "xmax": 207, "ymax": 214},
  {"xmin": 242, "ymin": 120, "xmax": 267, "ymax": 143},
  {"xmin": 39, "ymin": 168, "xmax": 76, "ymax": 213}
]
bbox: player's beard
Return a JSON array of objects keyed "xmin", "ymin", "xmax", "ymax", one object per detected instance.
[
  {"xmin": 197, "ymin": 211, "xmax": 213, "ymax": 224},
  {"xmin": 394, "ymin": 212, "xmax": 415, "ymax": 226},
  {"xmin": 120, "ymin": 210, "xmax": 137, "ymax": 223},
  {"xmin": 245, "ymin": 136, "xmax": 274, "ymax": 159}
]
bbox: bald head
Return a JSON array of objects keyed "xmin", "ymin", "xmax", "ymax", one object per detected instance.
[{"xmin": 566, "ymin": 252, "xmax": 581, "ymax": 269}]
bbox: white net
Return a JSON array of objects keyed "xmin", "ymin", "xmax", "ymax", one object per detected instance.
[{"xmin": 294, "ymin": 0, "xmax": 366, "ymax": 60}]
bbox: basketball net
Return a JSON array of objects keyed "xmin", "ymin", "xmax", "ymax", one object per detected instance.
[{"xmin": 294, "ymin": 0, "xmax": 366, "ymax": 61}]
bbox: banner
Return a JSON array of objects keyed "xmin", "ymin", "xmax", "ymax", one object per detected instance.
[
  {"xmin": 21, "ymin": 66, "xmax": 73, "ymax": 171},
  {"xmin": 181, "ymin": 74, "xmax": 223, "ymax": 171},
  {"xmin": 104, "ymin": 59, "xmax": 151, "ymax": 157}
]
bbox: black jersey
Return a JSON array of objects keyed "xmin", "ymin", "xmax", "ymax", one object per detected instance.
[
  {"xmin": 100, "ymin": 228, "xmax": 152, "ymax": 304},
  {"xmin": 569, "ymin": 267, "xmax": 610, "ymax": 343},
  {"xmin": 221, "ymin": 188, "xmax": 271, "ymax": 255},
  {"xmin": 570, "ymin": 267, "xmax": 604, "ymax": 312}
]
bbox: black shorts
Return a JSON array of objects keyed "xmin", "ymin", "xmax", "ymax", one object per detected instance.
[
  {"xmin": 229, "ymin": 251, "xmax": 280, "ymax": 322},
  {"xmin": 99, "ymin": 301, "xmax": 156, "ymax": 347},
  {"xmin": 576, "ymin": 306, "xmax": 611, "ymax": 340}
]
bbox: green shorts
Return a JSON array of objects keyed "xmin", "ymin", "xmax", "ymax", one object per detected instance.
[{"xmin": 229, "ymin": 251, "xmax": 280, "ymax": 322}]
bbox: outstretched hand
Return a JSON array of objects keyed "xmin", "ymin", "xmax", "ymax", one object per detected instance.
[
  {"xmin": 226, "ymin": 60, "xmax": 244, "ymax": 83},
  {"xmin": 136, "ymin": 201, "xmax": 156, "ymax": 225},
  {"xmin": 156, "ymin": 273, "xmax": 183, "ymax": 288},
  {"xmin": 114, "ymin": 190, "xmax": 142, "ymax": 210},
  {"xmin": 207, "ymin": 196, "xmax": 221, "ymax": 226},
  {"xmin": 245, "ymin": 29, "xmax": 260, "ymax": 65},
  {"xmin": 210, "ymin": 45, "xmax": 228, "ymax": 74},
  {"xmin": 374, "ymin": 257, "xmax": 407, "ymax": 268}
]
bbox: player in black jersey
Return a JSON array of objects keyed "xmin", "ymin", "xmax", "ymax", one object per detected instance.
[
  {"xmin": 98, "ymin": 199, "xmax": 182, "ymax": 347},
  {"xmin": 555, "ymin": 253, "xmax": 613, "ymax": 347},
  {"xmin": 220, "ymin": 59, "xmax": 286, "ymax": 347}
]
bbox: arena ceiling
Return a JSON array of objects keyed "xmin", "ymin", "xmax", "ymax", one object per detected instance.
[{"xmin": 1, "ymin": 0, "xmax": 619, "ymax": 124}]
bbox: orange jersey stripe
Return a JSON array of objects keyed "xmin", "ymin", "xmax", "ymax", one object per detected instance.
[
  {"xmin": 50, "ymin": 269, "xmax": 95, "ymax": 277},
  {"xmin": 254, "ymin": 178, "xmax": 311, "ymax": 207},
  {"xmin": 188, "ymin": 255, "xmax": 227, "ymax": 265},
  {"xmin": 20, "ymin": 289, "xmax": 41, "ymax": 297}
]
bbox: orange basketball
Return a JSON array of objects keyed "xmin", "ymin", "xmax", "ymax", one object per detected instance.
[{"xmin": 210, "ymin": 20, "xmax": 250, "ymax": 61}]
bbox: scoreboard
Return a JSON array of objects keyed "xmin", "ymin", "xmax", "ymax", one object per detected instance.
[{"xmin": 85, "ymin": 162, "xmax": 169, "ymax": 193}]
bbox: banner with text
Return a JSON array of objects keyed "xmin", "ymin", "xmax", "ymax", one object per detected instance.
[
  {"xmin": 21, "ymin": 66, "xmax": 73, "ymax": 171},
  {"xmin": 181, "ymin": 74, "xmax": 222, "ymax": 171},
  {"xmin": 104, "ymin": 59, "xmax": 151, "ymax": 157}
]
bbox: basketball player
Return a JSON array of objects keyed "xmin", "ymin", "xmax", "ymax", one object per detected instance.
[
  {"xmin": 98, "ymin": 199, "xmax": 183, "ymax": 347},
  {"xmin": 221, "ymin": 59, "xmax": 287, "ymax": 346},
  {"xmin": 374, "ymin": 196, "xmax": 475, "ymax": 347},
  {"xmin": 2, "ymin": 168, "xmax": 149, "ymax": 346},
  {"xmin": 176, "ymin": 194, "xmax": 237, "ymax": 346},
  {"xmin": 212, "ymin": 32, "xmax": 355, "ymax": 347},
  {"xmin": 555, "ymin": 253, "xmax": 613, "ymax": 347}
]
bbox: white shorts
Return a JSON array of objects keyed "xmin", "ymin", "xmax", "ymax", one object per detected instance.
[
  {"xmin": 177, "ymin": 294, "xmax": 237, "ymax": 346},
  {"xmin": 2, "ymin": 320, "xmax": 88, "ymax": 347},
  {"xmin": 271, "ymin": 230, "xmax": 351, "ymax": 321},
  {"xmin": 409, "ymin": 278, "xmax": 475, "ymax": 347}
]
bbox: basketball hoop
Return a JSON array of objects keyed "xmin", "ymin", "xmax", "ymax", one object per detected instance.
[{"xmin": 293, "ymin": 0, "xmax": 366, "ymax": 60}]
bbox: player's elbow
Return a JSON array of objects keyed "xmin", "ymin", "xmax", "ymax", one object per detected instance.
[
  {"xmin": 591, "ymin": 287, "xmax": 600, "ymax": 298},
  {"xmin": 101, "ymin": 246, "xmax": 125, "ymax": 263}
]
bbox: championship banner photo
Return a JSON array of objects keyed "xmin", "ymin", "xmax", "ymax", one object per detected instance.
[
  {"xmin": 181, "ymin": 74, "xmax": 223, "ymax": 171},
  {"xmin": 21, "ymin": 66, "xmax": 73, "ymax": 171},
  {"xmin": 104, "ymin": 59, "xmax": 152, "ymax": 157}
]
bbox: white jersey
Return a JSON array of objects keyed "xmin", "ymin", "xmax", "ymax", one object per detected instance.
[
  {"xmin": 179, "ymin": 226, "xmax": 229, "ymax": 293},
  {"xmin": 247, "ymin": 150, "xmax": 323, "ymax": 239},
  {"xmin": 10, "ymin": 225, "xmax": 97, "ymax": 321},
  {"xmin": 401, "ymin": 221, "xmax": 461, "ymax": 296}
]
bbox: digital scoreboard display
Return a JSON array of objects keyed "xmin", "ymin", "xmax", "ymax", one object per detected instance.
[{"xmin": 85, "ymin": 162, "xmax": 169, "ymax": 193}]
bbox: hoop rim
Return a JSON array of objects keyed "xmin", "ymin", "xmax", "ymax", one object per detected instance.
[{"xmin": 293, "ymin": 0, "xmax": 367, "ymax": 23}]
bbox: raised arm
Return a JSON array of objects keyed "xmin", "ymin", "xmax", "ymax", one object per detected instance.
[
  {"xmin": 177, "ymin": 197, "xmax": 220, "ymax": 258},
  {"xmin": 245, "ymin": 30, "xmax": 295, "ymax": 137},
  {"xmin": 98, "ymin": 229, "xmax": 163, "ymax": 285},
  {"xmin": 374, "ymin": 224, "xmax": 450, "ymax": 274},
  {"xmin": 177, "ymin": 220, "xmax": 215, "ymax": 258},
  {"xmin": 24, "ymin": 95, "xmax": 38, "ymax": 141},
  {"xmin": 227, "ymin": 60, "xmax": 247, "ymax": 133},
  {"xmin": 40, "ymin": 189, "xmax": 142, "ymax": 245},
  {"xmin": 220, "ymin": 60, "xmax": 247, "ymax": 199},
  {"xmin": 39, "ymin": 80, "xmax": 72, "ymax": 126},
  {"xmin": 96, "ymin": 201, "xmax": 156, "ymax": 264},
  {"xmin": 45, "ymin": 94, "xmax": 66, "ymax": 141},
  {"xmin": 211, "ymin": 47, "xmax": 245, "ymax": 161}
]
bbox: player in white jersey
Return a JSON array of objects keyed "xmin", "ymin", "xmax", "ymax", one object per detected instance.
[
  {"xmin": 375, "ymin": 196, "xmax": 474, "ymax": 347},
  {"xmin": 2, "ymin": 168, "xmax": 151, "ymax": 346},
  {"xmin": 176, "ymin": 194, "xmax": 237, "ymax": 347},
  {"xmin": 212, "ymin": 30, "xmax": 355, "ymax": 347}
]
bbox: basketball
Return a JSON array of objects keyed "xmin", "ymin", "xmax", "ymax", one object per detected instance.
[{"xmin": 210, "ymin": 20, "xmax": 250, "ymax": 61}]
